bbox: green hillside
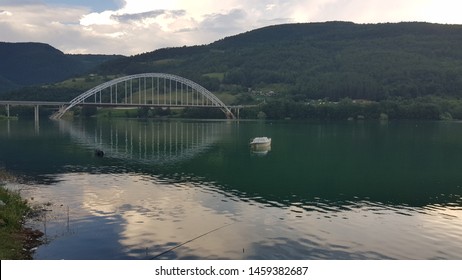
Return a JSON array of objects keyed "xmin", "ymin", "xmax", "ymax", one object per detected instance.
[
  {"xmin": 98, "ymin": 22, "xmax": 462, "ymax": 101},
  {"xmin": 0, "ymin": 42, "xmax": 122, "ymax": 93},
  {"xmin": 3, "ymin": 22, "xmax": 462, "ymax": 120},
  {"xmin": 0, "ymin": 75, "xmax": 18, "ymax": 93}
]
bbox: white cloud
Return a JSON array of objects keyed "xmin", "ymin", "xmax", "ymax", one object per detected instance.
[
  {"xmin": 80, "ymin": 10, "xmax": 118, "ymax": 26},
  {"xmin": 0, "ymin": 10, "xmax": 13, "ymax": 16},
  {"xmin": 419, "ymin": 0, "xmax": 462, "ymax": 24},
  {"xmin": 0, "ymin": 4, "xmax": 85, "ymax": 41},
  {"xmin": 266, "ymin": 4, "xmax": 276, "ymax": 11},
  {"xmin": 0, "ymin": 0, "xmax": 461, "ymax": 55}
]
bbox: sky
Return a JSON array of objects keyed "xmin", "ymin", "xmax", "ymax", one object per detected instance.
[{"xmin": 0, "ymin": 0, "xmax": 461, "ymax": 55}]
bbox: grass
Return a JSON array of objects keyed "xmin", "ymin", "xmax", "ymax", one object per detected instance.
[
  {"xmin": 150, "ymin": 59, "xmax": 181, "ymax": 66},
  {"xmin": 213, "ymin": 92, "xmax": 236, "ymax": 104},
  {"xmin": 56, "ymin": 74, "xmax": 121, "ymax": 89},
  {"xmin": 0, "ymin": 170, "xmax": 40, "ymax": 260},
  {"xmin": 96, "ymin": 108, "xmax": 138, "ymax": 118},
  {"xmin": 202, "ymin": 72, "xmax": 225, "ymax": 82},
  {"xmin": 0, "ymin": 115, "xmax": 18, "ymax": 120}
]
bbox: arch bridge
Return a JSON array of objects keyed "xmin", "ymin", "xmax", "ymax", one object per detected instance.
[{"xmin": 50, "ymin": 73, "xmax": 236, "ymax": 119}]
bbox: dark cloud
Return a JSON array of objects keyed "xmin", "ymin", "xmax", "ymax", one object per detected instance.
[
  {"xmin": 175, "ymin": 27, "xmax": 199, "ymax": 33},
  {"xmin": 112, "ymin": 9, "xmax": 186, "ymax": 23}
]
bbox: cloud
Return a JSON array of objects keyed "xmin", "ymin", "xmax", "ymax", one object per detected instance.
[
  {"xmin": 0, "ymin": 3, "xmax": 86, "ymax": 41},
  {"xmin": 0, "ymin": 0, "xmax": 41, "ymax": 5},
  {"xmin": 1, "ymin": 0, "xmax": 461, "ymax": 55},
  {"xmin": 0, "ymin": 10, "xmax": 13, "ymax": 16},
  {"xmin": 113, "ymin": 9, "xmax": 186, "ymax": 23},
  {"xmin": 200, "ymin": 9, "xmax": 248, "ymax": 33}
]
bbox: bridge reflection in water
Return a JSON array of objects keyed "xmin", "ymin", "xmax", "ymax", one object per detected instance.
[{"xmin": 58, "ymin": 119, "xmax": 232, "ymax": 166}]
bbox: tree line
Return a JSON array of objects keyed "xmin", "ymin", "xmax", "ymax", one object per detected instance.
[{"xmin": 240, "ymin": 96, "xmax": 462, "ymax": 121}]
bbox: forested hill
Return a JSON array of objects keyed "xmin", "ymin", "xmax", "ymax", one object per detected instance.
[
  {"xmin": 0, "ymin": 42, "xmax": 122, "ymax": 93},
  {"xmin": 98, "ymin": 21, "xmax": 462, "ymax": 101}
]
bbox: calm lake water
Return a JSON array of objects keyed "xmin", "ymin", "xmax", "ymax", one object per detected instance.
[{"xmin": 1, "ymin": 118, "xmax": 462, "ymax": 259}]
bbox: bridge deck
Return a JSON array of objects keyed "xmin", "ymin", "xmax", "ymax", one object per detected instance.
[
  {"xmin": 1, "ymin": 73, "xmax": 260, "ymax": 120},
  {"xmin": 0, "ymin": 101, "xmax": 69, "ymax": 106},
  {"xmin": 0, "ymin": 100, "xmax": 256, "ymax": 109}
]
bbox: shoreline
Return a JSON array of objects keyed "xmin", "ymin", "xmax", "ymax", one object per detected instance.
[{"xmin": 0, "ymin": 171, "xmax": 44, "ymax": 260}]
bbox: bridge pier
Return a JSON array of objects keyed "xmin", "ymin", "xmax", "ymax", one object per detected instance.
[
  {"xmin": 34, "ymin": 105, "xmax": 40, "ymax": 122},
  {"xmin": 5, "ymin": 104, "xmax": 9, "ymax": 118},
  {"xmin": 34, "ymin": 105, "xmax": 40, "ymax": 134}
]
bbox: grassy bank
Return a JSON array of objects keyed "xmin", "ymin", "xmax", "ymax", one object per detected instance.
[
  {"xmin": 0, "ymin": 115, "xmax": 18, "ymax": 120},
  {"xmin": 0, "ymin": 171, "xmax": 42, "ymax": 259}
]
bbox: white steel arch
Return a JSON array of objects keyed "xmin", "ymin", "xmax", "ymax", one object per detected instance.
[{"xmin": 51, "ymin": 73, "xmax": 235, "ymax": 119}]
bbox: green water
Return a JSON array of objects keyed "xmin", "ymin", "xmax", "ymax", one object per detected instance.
[{"xmin": 1, "ymin": 119, "xmax": 461, "ymax": 259}]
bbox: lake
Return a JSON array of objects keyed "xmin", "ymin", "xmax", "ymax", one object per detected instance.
[{"xmin": 1, "ymin": 118, "xmax": 462, "ymax": 259}]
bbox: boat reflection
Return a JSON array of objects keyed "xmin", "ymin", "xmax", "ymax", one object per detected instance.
[{"xmin": 250, "ymin": 146, "xmax": 271, "ymax": 156}]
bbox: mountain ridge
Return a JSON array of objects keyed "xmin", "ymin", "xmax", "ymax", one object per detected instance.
[
  {"xmin": 3, "ymin": 22, "xmax": 462, "ymax": 103},
  {"xmin": 96, "ymin": 21, "xmax": 462, "ymax": 101},
  {"xmin": 0, "ymin": 42, "xmax": 123, "ymax": 93}
]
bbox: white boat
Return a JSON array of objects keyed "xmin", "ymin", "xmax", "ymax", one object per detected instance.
[{"xmin": 249, "ymin": 137, "xmax": 271, "ymax": 151}]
